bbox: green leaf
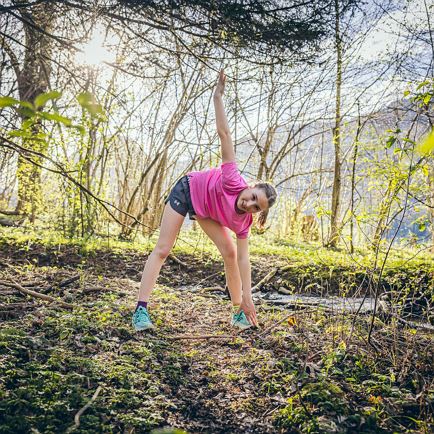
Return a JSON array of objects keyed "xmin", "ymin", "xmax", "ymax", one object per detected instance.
[
  {"xmin": 416, "ymin": 129, "xmax": 434, "ymax": 156},
  {"xmin": 34, "ymin": 90, "xmax": 62, "ymax": 109},
  {"xmin": 40, "ymin": 111, "xmax": 72, "ymax": 126},
  {"xmin": 403, "ymin": 90, "xmax": 410, "ymax": 97},
  {"xmin": 8, "ymin": 129, "xmax": 47, "ymax": 142},
  {"xmin": 8, "ymin": 129, "xmax": 32, "ymax": 138},
  {"xmin": 16, "ymin": 107, "xmax": 36, "ymax": 118},
  {"xmin": 70, "ymin": 124, "xmax": 86, "ymax": 135},
  {"xmin": 77, "ymin": 91, "xmax": 93, "ymax": 107},
  {"xmin": 77, "ymin": 92, "xmax": 104, "ymax": 118},
  {"xmin": 418, "ymin": 223, "xmax": 426, "ymax": 232},
  {"xmin": 402, "ymin": 138, "xmax": 416, "ymax": 145},
  {"xmin": 416, "ymin": 80, "xmax": 430, "ymax": 90},
  {"xmin": 0, "ymin": 96, "xmax": 20, "ymax": 108},
  {"xmin": 423, "ymin": 94, "xmax": 432, "ymax": 105},
  {"xmin": 18, "ymin": 100, "xmax": 35, "ymax": 110},
  {"xmin": 385, "ymin": 136, "xmax": 396, "ymax": 148},
  {"xmin": 21, "ymin": 119, "xmax": 34, "ymax": 130}
]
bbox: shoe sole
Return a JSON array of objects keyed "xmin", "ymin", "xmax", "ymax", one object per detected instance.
[
  {"xmin": 231, "ymin": 321, "xmax": 252, "ymax": 330},
  {"xmin": 132, "ymin": 322, "xmax": 154, "ymax": 331}
]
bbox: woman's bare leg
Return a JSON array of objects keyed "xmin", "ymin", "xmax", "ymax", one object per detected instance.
[
  {"xmin": 137, "ymin": 203, "xmax": 185, "ymax": 302},
  {"xmin": 196, "ymin": 218, "xmax": 242, "ymax": 305}
]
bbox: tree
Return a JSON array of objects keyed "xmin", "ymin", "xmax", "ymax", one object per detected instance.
[
  {"xmin": 1, "ymin": 2, "xmax": 57, "ymax": 221},
  {"xmin": 115, "ymin": 0, "xmax": 340, "ymax": 60}
]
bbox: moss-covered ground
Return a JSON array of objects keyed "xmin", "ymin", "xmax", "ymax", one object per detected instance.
[{"xmin": 0, "ymin": 228, "xmax": 433, "ymax": 433}]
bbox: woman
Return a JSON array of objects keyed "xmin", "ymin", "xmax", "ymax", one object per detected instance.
[{"xmin": 132, "ymin": 70, "xmax": 277, "ymax": 331}]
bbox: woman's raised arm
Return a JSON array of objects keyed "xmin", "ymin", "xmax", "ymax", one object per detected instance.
[{"xmin": 214, "ymin": 70, "xmax": 235, "ymax": 163}]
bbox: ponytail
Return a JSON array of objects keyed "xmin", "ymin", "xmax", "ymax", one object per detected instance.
[
  {"xmin": 258, "ymin": 208, "xmax": 269, "ymax": 227},
  {"xmin": 254, "ymin": 183, "xmax": 277, "ymax": 232}
]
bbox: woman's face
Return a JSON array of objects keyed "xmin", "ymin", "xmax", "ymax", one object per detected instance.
[{"xmin": 236, "ymin": 187, "xmax": 269, "ymax": 214}]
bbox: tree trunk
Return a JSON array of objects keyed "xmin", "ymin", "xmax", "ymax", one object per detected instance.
[
  {"xmin": 328, "ymin": 0, "xmax": 343, "ymax": 248},
  {"xmin": 15, "ymin": 3, "xmax": 56, "ymax": 222},
  {"xmin": 429, "ymin": 164, "xmax": 434, "ymax": 251},
  {"xmin": 350, "ymin": 106, "xmax": 362, "ymax": 253}
]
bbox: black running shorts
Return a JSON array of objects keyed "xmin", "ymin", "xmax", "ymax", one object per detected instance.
[{"xmin": 164, "ymin": 175, "xmax": 196, "ymax": 220}]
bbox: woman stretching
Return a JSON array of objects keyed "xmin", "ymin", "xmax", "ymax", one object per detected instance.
[{"xmin": 132, "ymin": 70, "xmax": 277, "ymax": 331}]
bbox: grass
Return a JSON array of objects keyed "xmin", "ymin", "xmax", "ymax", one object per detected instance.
[{"xmin": 1, "ymin": 226, "xmax": 433, "ymax": 271}]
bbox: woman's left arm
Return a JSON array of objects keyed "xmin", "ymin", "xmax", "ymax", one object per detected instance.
[{"xmin": 236, "ymin": 237, "xmax": 258, "ymax": 327}]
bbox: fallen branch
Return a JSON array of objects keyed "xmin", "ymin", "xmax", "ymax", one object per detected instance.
[
  {"xmin": 0, "ymin": 217, "xmax": 16, "ymax": 227},
  {"xmin": 66, "ymin": 385, "xmax": 103, "ymax": 433},
  {"xmin": 0, "ymin": 209, "xmax": 20, "ymax": 216},
  {"xmin": 391, "ymin": 313, "xmax": 434, "ymax": 333},
  {"xmin": 251, "ymin": 264, "xmax": 300, "ymax": 293},
  {"xmin": 252, "ymin": 268, "xmax": 277, "ymax": 293},
  {"xmin": 0, "ymin": 280, "xmax": 74, "ymax": 309}
]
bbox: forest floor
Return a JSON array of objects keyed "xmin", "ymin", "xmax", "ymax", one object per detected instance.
[{"xmin": 0, "ymin": 230, "xmax": 433, "ymax": 433}]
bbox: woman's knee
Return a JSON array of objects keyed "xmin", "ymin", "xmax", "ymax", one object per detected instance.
[
  {"xmin": 153, "ymin": 243, "xmax": 171, "ymax": 260},
  {"xmin": 221, "ymin": 244, "xmax": 237, "ymax": 262}
]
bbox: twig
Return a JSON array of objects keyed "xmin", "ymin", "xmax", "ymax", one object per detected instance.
[
  {"xmin": 58, "ymin": 275, "xmax": 80, "ymax": 288},
  {"xmin": 196, "ymin": 271, "xmax": 221, "ymax": 286},
  {"xmin": 0, "ymin": 260, "xmax": 21, "ymax": 271},
  {"xmin": 168, "ymin": 254, "xmax": 187, "ymax": 267},
  {"xmin": 255, "ymin": 309, "xmax": 316, "ymax": 340},
  {"xmin": 42, "ymin": 275, "xmax": 81, "ymax": 294},
  {"xmin": 0, "ymin": 280, "xmax": 74, "ymax": 309},
  {"xmin": 166, "ymin": 334, "xmax": 236, "ymax": 341},
  {"xmin": 200, "ymin": 286, "xmax": 225, "ymax": 292},
  {"xmin": 82, "ymin": 286, "xmax": 106, "ymax": 294},
  {"xmin": 0, "ymin": 302, "xmax": 35, "ymax": 310},
  {"xmin": 66, "ymin": 385, "xmax": 103, "ymax": 433}
]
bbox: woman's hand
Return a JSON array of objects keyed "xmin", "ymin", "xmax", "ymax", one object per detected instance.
[
  {"xmin": 214, "ymin": 69, "xmax": 226, "ymax": 98},
  {"xmin": 240, "ymin": 296, "xmax": 259, "ymax": 327}
]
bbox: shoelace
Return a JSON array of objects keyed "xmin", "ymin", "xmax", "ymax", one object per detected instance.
[
  {"xmin": 233, "ymin": 312, "xmax": 244, "ymax": 321},
  {"xmin": 135, "ymin": 307, "xmax": 150, "ymax": 323}
]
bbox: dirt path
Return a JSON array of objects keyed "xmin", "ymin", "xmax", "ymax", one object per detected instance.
[{"xmin": 0, "ymin": 254, "xmax": 285, "ymax": 432}]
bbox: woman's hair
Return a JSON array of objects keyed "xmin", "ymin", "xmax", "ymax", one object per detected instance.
[{"xmin": 254, "ymin": 182, "xmax": 277, "ymax": 229}]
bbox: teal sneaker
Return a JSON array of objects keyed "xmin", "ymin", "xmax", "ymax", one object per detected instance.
[
  {"xmin": 132, "ymin": 306, "xmax": 154, "ymax": 331},
  {"xmin": 231, "ymin": 310, "xmax": 252, "ymax": 330}
]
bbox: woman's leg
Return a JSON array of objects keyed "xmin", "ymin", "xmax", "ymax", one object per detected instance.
[
  {"xmin": 137, "ymin": 203, "xmax": 185, "ymax": 302},
  {"xmin": 196, "ymin": 218, "xmax": 242, "ymax": 305}
]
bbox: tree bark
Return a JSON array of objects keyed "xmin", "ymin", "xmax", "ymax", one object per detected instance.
[
  {"xmin": 349, "ymin": 105, "xmax": 362, "ymax": 253},
  {"xmin": 429, "ymin": 164, "xmax": 434, "ymax": 251},
  {"xmin": 327, "ymin": 0, "xmax": 342, "ymax": 248},
  {"xmin": 14, "ymin": 2, "xmax": 56, "ymax": 222}
]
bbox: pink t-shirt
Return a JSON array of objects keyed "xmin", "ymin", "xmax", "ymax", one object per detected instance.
[{"xmin": 188, "ymin": 161, "xmax": 253, "ymax": 239}]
